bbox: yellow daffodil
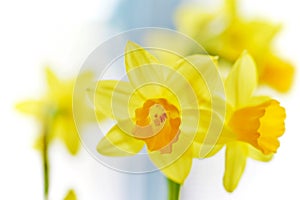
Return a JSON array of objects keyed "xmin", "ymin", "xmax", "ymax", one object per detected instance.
[
  {"xmin": 16, "ymin": 68, "xmax": 92, "ymax": 155},
  {"xmin": 175, "ymin": 0, "xmax": 295, "ymax": 92},
  {"xmin": 16, "ymin": 67, "xmax": 94, "ymax": 199},
  {"xmin": 220, "ymin": 52, "xmax": 286, "ymax": 192},
  {"xmin": 92, "ymin": 41, "xmax": 224, "ymax": 184}
]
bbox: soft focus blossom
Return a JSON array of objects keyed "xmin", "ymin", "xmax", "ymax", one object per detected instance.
[
  {"xmin": 16, "ymin": 68, "xmax": 93, "ymax": 155},
  {"xmin": 175, "ymin": 0, "xmax": 295, "ymax": 92}
]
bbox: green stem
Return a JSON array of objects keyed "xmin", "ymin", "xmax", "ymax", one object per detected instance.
[
  {"xmin": 42, "ymin": 127, "xmax": 49, "ymax": 200},
  {"xmin": 167, "ymin": 178, "xmax": 181, "ymax": 200}
]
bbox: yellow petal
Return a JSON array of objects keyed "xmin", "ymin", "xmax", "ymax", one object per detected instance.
[
  {"xmin": 147, "ymin": 127, "xmax": 195, "ymax": 183},
  {"xmin": 125, "ymin": 64, "xmax": 166, "ymax": 98},
  {"xmin": 53, "ymin": 117, "xmax": 80, "ymax": 155},
  {"xmin": 175, "ymin": 6, "xmax": 219, "ymax": 39},
  {"xmin": 188, "ymin": 106, "xmax": 230, "ymax": 156},
  {"xmin": 90, "ymin": 80, "xmax": 138, "ymax": 120},
  {"xmin": 97, "ymin": 125, "xmax": 144, "ymax": 156},
  {"xmin": 223, "ymin": 142, "xmax": 248, "ymax": 192},
  {"xmin": 192, "ymin": 141, "xmax": 224, "ymax": 158},
  {"xmin": 260, "ymin": 54, "xmax": 295, "ymax": 93},
  {"xmin": 248, "ymin": 96, "xmax": 271, "ymax": 106},
  {"xmin": 225, "ymin": 52, "xmax": 257, "ymax": 108},
  {"xmin": 170, "ymin": 55, "xmax": 218, "ymax": 104},
  {"xmin": 158, "ymin": 147, "xmax": 193, "ymax": 184},
  {"xmin": 45, "ymin": 67, "xmax": 61, "ymax": 94},
  {"xmin": 206, "ymin": 20, "xmax": 281, "ymax": 63},
  {"xmin": 225, "ymin": 0, "xmax": 237, "ymax": 18},
  {"xmin": 63, "ymin": 189, "xmax": 77, "ymax": 200},
  {"xmin": 248, "ymin": 144, "xmax": 273, "ymax": 162},
  {"xmin": 15, "ymin": 100, "xmax": 44, "ymax": 118},
  {"xmin": 125, "ymin": 41, "xmax": 159, "ymax": 69},
  {"xmin": 125, "ymin": 41, "xmax": 162, "ymax": 88},
  {"xmin": 33, "ymin": 134, "xmax": 44, "ymax": 152}
]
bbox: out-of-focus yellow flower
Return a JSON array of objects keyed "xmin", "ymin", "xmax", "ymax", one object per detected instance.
[
  {"xmin": 92, "ymin": 41, "xmax": 220, "ymax": 184},
  {"xmin": 16, "ymin": 68, "xmax": 91, "ymax": 155},
  {"xmin": 175, "ymin": 0, "xmax": 295, "ymax": 92},
  {"xmin": 219, "ymin": 52, "xmax": 286, "ymax": 192}
]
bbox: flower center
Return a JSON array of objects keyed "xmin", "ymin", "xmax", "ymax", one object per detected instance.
[
  {"xmin": 133, "ymin": 98, "xmax": 181, "ymax": 153},
  {"xmin": 228, "ymin": 100, "xmax": 285, "ymax": 155}
]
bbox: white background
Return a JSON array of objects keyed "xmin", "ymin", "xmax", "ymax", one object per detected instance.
[{"xmin": 0, "ymin": 0, "xmax": 299, "ymax": 199}]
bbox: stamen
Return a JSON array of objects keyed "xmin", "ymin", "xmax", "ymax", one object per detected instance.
[{"xmin": 133, "ymin": 98, "xmax": 181, "ymax": 153}]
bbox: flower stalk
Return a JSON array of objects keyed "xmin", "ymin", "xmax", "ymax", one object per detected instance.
[
  {"xmin": 42, "ymin": 128, "xmax": 49, "ymax": 200},
  {"xmin": 167, "ymin": 178, "xmax": 181, "ymax": 200}
]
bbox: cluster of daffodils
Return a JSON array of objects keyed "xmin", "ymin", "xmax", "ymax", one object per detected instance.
[{"xmin": 93, "ymin": 41, "xmax": 286, "ymax": 193}]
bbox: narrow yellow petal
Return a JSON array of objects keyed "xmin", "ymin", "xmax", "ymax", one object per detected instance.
[
  {"xmin": 248, "ymin": 96, "xmax": 271, "ymax": 106},
  {"xmin": 189, "ymin": 106, "xmax": 231, "ymax": 155},
  {"xmin": 125, "ymin": 41, "xmax": 159, "ymax": 69},
  {"xmin": 54, "ymin": 117, "xmax": 80, "ymax": 155},
  {"xmin": 248, "ymin": 145, "xmax": 273, "ymax": 162},
  {"xmin": 45, "ymin": 67, "xmax": 60, "ymax": 93},
  {"xmin": 33, "ymin": 134, "xmax": 44, "ymax": 152},
  {"xmin": 225, "ymin": 0, "xmax": 237, "ymax": 18},
  {"xmin": 15, "ymin": 100, "xmax": 44, "ymax": 118},
  {"xmin": 193, "ymin": 141, "xmax": 224, "ymax": 158},
  {"xmin": 260, "ymin": 54, "xmax": 295, "ymax": 93},
  {"xmin": 90, "ymin": 80, "xmax": 138, "ymax": 120},
  {"xmin": 97, "ymin": 125, "xmax": 144, "ymax": 156},
  {"xmin": 125, "ymin": 41, "xmax": 162, "ymax": 89},
  {"xmin": 64, "ymin": 189, "xmax": 77, "ymax": 200},
  {"xmin": 223, "ymin": 142, "xmax": 248, "ymax": 192},
  {"xmin": 225, "ymin": 52, "xmax": 257, "ymax": 108},
  {"xmin": 125, "ymin": 64, "xmax": 166, "ymax": 98},
  {"xmin": 175, "ymin": 6, "xmax": 218, "ymax": 38},
  {"xmin": 170, "ymin": 55, "xmax": 218, "ymax": 104},
  {"xmin": 160, "ymin": 148, "xmax": 193, "ymax": 184}
]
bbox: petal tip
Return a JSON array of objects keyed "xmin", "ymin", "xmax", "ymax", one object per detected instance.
[{"xmin": 126, "ymin": 40, "xmax": 141, "ymax": 52}]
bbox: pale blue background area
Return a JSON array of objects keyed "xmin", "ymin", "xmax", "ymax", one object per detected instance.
[{"xmin": 110, "ymin": 0, "xmax": 182, "ymax": 30}]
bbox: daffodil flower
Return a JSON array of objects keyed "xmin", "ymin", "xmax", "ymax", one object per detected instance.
[
  {"xmin": 220, "ymin": 52, "xmax": 286, "ymax": 192},
  {"xmin": 175, "ymin": 0, "xmax": 295, "ymax": 92},
  {"xmin": 92, "ymin": 41, "xmax": 224, "ymax": 185},
  {"xmin": 17, "ymin": 68, "xmax": 93, "ymax": 155},
  {"xmin": 16, "ymin": 68, "xmax": 93, "ymax": 199}
]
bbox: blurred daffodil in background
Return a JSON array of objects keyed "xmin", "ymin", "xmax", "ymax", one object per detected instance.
[
  {"xmin": 16, "ymin": 68, "xmax": 93, "ymax": 199},
  {"xmin": 91, "ymin": 41, "xmax": 225, "ymax": 199},
  {"xmin": 176, "ymin": 0, "xmax": 295, "ymax": 92},
  {"xmin": 17, "ymin": 68, "xmax": 82, "ymax": 154}
]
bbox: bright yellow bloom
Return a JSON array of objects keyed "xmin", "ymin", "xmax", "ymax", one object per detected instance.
[
  {"xmin": 16, "ymin": 68, "xmax": 92, "ymax": 155},
  {"xmin": 221, "ymin": 52, "xmax": 286, "ymax": 192},
  {"xmin": 93, "ymin": 41, "xmax": 222, "ymax": 184},
  {"xmin": 175, "ymin": 0, "xmax": 295, "ymax": 92}
]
